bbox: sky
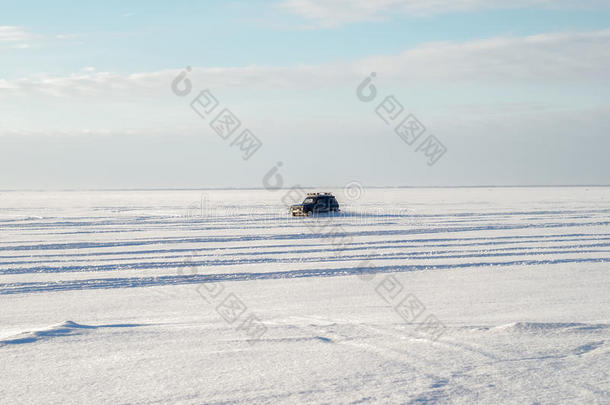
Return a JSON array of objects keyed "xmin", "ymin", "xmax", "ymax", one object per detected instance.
[{"xmin": 1, "ymin": 0, "xmax": 609, "ymax": 189}]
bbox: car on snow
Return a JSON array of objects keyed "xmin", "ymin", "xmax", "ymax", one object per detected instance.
[{"xmin": 290, "ymin": 192, "xmax": 340, "ymax": 216}]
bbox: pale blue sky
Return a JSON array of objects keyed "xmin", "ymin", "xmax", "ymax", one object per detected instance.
[{"xmin": 1, "ymin": 0, "xmax": 609, "ymax": 188}]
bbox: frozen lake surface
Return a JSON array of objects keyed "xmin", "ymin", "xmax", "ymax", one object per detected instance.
[{"xmin": 1, "ymin": 187, "xmax": 609, "ymax": 404}]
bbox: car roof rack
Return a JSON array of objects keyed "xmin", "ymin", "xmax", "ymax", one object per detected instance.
[{"xmin": 307, "ymin": 192, "xmax": 334, "ymax": 196}]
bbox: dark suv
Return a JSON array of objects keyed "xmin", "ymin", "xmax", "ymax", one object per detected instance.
[{"xmin": 290, "ymin": 193, "xmax": 340, "ymax": 216}]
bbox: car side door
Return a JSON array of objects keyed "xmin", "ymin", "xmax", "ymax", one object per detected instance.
[{"xmin": 314, "ymin": 196, "xmax": 329, "ymax": 212}]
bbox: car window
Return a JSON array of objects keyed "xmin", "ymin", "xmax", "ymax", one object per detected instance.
[{"xmin": 303, "ymin": 197, "xmax": 315, "ymax": 204}]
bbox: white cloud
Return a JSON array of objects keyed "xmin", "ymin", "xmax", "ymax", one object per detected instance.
[
  {"xmin": 0, "ymin": 26, "xmax": 35, "ymax": 48},
  {"xmin": 0, "ymin": 26, "xmax": 32, "ymax": 42},
  {"xmin": 1, "ymin": 29, "xmax": 608, "ymax": 99},
  {"xmin": 281, "ymin": 0, "xmax": 609, "ymax": 27},
  {"xmin": 0, "ymin": 66, "xmax": 347, "ymax": 98},
  {"xmin": 358, "ymin": 29, "xmax": 610, "ymax": 82}
]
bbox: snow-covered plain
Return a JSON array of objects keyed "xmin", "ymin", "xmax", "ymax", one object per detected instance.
[{"xmin": 1, "ymin": 187, "xmax": 609, "ymax": 404}]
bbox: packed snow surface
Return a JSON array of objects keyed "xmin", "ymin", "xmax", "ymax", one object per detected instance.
[{"xmin": 1, "ymin": 187, "xmax": 609, "ymax": 404}]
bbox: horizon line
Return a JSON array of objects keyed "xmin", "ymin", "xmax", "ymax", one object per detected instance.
[{"xmin": 1, "ymin": 184, "xmax": 610, "ymax": 192}]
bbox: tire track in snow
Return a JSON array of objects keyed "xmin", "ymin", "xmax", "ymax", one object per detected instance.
[{"xmin": 2, "ymin": 256, "xmax": 610, "ymax": 295}]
